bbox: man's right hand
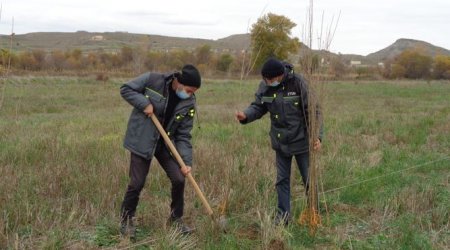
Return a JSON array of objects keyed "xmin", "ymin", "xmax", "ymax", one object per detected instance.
[
  {"xmin": 235, "ymin": 111, "xmax": 247, "ymax": 121},
  {"xmin": 143, "ymin": 104, "xmax": 154, "ymax": 117}
]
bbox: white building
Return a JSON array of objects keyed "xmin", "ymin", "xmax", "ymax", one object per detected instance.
[
  {"xmin": 350, "ymin": 60, "xmax": 362, "ymax": 67},
  {"xmin": 91, "ymin": 35, "xmax": 104, "ymax": 41}
]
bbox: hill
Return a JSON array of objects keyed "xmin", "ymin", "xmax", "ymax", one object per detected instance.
[
  {"xmin": 366, "ymin": 38, "xmax": 450, "ymax": 63},
  {"xmin": 0, "ymin": 31, "xmax": 250, "ymax": 53}
]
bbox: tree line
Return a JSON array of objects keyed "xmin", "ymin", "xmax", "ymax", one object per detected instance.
[
  {"xmin": 383, "ymin": 50, "xmax": 450, "ymax": 79},
  {"xmin": 325, "ymin": 49, "xmax": 450, "ymax": 80},
  {"xmin": 1, "ymin": 45, "xmax": 449, "ymax": 80},
  {"xmin": 0, "ymin": 45, "xmax": 241, "ymax": 77}
]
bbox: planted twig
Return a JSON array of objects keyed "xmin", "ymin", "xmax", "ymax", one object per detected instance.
[{"xmin": 298, "ymin": 0, "xmax": 340, "ymax": 235}]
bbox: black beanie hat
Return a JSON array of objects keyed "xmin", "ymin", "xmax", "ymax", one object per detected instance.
[
  {"xmin": 176, "ymin": 64, "xmax": 201, "ymax": 88},
  {"xmin": 261, "ymin": 58, "xmax": 285, "ymax": 79}
]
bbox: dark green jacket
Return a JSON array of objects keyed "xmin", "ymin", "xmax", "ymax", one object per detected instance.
[
  {"xmin": 241, "ymin": 72, "xmax": 323, "ymax": 155},
  {"xmin": 121, "ymin": 72, "xmax": 196, "ymax": 164}
]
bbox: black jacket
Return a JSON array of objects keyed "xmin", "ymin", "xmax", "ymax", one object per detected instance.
[{"xmin": 241, "ymin": 71, "xmax": 323, "ymax": 155}]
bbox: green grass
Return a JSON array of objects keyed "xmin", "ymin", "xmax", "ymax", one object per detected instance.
[{"xmin": 0, "ymin": 77, "xmax": 449, "ymax": 249}]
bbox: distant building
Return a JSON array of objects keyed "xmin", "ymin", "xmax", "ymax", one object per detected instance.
[
  {"xmin": 91, "ymin": 35, "xmax": 104, "ymax": 41},
  {"xmin": 350, "ymin": 60, "xmax": 362, "ymax": 67}
]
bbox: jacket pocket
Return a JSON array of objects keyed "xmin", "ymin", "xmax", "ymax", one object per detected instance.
[
  {"xmin": 283, "ymin": 95, "xmax": 300, "ymax": 114},
  {"xmin": 166, "ymin": 112, "xmax": 187, "ymax": 137},
  {"xmin": 269, "ymin": 126, "xmax": 285, "ymax": 150},
  {"xmin": 165, "ymin": 107, "xmax": 194, "ymax": 137}
]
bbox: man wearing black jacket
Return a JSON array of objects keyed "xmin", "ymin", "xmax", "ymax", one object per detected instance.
[{"xmin": 236, "ymin": 58, "xmax": 323, "ymax": 225}]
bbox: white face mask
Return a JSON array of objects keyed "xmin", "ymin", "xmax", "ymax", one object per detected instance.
[
  {"xmin": 269, "ymin": 81, "xmax": 280, "ymax": 87},
  {"xmin": 176, "ymin": 85, "xmax": 191, "ymax": 99}
]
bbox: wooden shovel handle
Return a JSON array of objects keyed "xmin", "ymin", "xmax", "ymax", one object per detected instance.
[{"xmin": 150, "ymin": 114, "xmax": 213, "ymax": 216}]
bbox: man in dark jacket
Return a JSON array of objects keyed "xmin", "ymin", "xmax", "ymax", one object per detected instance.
[
  {"xmin": 235, "ymin": 58, "xmax": 323, "ymax": 225},
  {"xmin": 119, "ymin": 64, "xmax": 201, "ymax": 239}
]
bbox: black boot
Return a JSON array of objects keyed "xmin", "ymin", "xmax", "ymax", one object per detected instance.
[
  {"xmin": 120, "ymin": 217, "xmax": 136, "ymax": 240},
  {"xmin": 274, "ymin": 213, "xmax": 290, "ymax": 227},
  {"xmin": 167, "ymin": 216, "xmax": 194, "ymax": 235}
]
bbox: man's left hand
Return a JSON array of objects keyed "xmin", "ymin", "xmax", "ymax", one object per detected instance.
[
  {"xmin": 313, "ymin": 139, "xmax": 322, "ymax": 151},
  {"xmin": 181, "ymin": 166, "xmax": 192, "ymax": 176}
]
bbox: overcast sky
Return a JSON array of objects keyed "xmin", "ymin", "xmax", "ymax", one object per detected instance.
[{"xmin": 1, "ymin": 0, "xmax": 449, "ymax": 55}]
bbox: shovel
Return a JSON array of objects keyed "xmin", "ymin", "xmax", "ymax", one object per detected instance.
[{"xmin": 149, "ymin": 114, "xmax": 214, "ymax": 216}]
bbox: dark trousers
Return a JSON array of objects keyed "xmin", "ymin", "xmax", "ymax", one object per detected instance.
[
  {"xmin": 120, "ymin": 143, "xmax": 185, "ymax": 220},
  {"xmin": 275, "ymin": 151, "xmax": 309, "ymax": 218}
]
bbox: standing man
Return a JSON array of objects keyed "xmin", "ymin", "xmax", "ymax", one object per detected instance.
[
  {"xmin": 119, "ymin": 64, "xmax": 201, "ymax": 239},
  {"xmin": 235, "ymin": 58, "xmax": 323, "ymax": 225}
]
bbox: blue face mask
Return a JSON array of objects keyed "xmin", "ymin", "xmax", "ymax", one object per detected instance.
[
  {"xmin": 269, "ymin": 81, "xmax": 280, "ymax": 87},
  {"xmin": 176, "ymin": 87, "xmax": 191, "ymax": 99}
]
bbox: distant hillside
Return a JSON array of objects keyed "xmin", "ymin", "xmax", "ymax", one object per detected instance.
[
  {"xmin": 1, "ymin": 32, "xmax": 449, "ymax": 66},
  {"xmin": 0, "ymin": 31, "xmax": 250, "ymax": 53},
  {"xmin": 366, "ymin": 38, "xmax": 450, "ymax": 63},
  {"xmin": 216, "ymin": 34, "xmax": 251, "ymax": 51}
]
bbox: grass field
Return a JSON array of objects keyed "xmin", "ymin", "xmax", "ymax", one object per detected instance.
[{"xmin": 0, "ymin": 76, "xmax": 449, "ymax": 249}]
